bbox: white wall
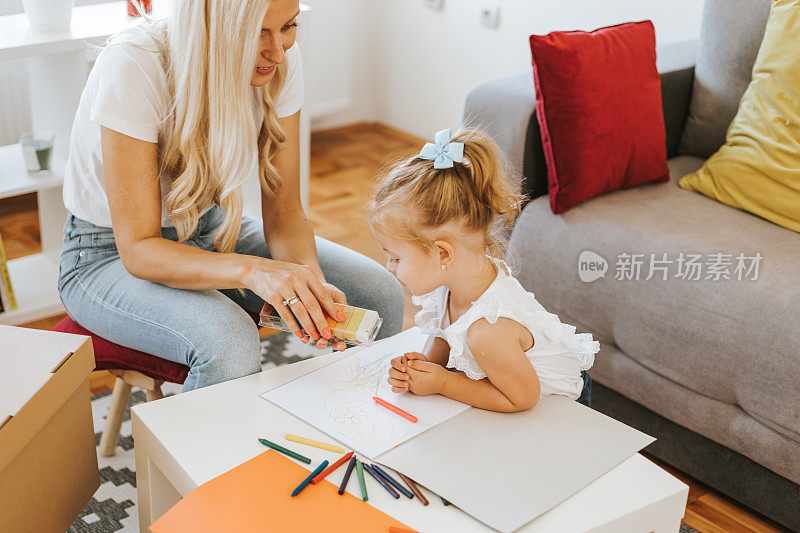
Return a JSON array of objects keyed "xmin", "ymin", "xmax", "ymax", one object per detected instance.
[
  {"xmin": 310, "ymin": 0, "xmax": 378, "ymax": 131},
  {"xmin": 0, "ymin": 0, "xmax": 118, "ymax": 146},
  {"xmin": 312, "ymin": 0, "xmax": 705, "ymax": 137}
]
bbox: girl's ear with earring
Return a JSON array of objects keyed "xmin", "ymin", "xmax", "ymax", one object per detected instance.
[{"xmin": 434, "ymin": 239, "xmax": 454, "ymax": 273}]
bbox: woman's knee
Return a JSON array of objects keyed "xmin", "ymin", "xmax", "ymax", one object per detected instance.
[
  {"xmin": 374, "ymin": 293, "xmax": 405, "ymax": 338},
  {"xmin": 365, "ymin": 268, "xmax": 405, "ymax": 336},
  {"xmin": 316, "ymin": 238, "xmax": 405, "ymax": 337},
  {"xmin": 186, "ymin": 311, "xmax": 262, "ymax": 386}
]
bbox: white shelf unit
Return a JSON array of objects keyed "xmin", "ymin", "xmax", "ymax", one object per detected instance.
[
  {"xmin": 0, "ymin": 1, "xmax": 311, "ymax": 326},
  {"xmin": 0, "ymin": 143, "xmax": 66, "ymax": 325},
  {"xmin": 0, "ymin": 142, "xmax": 65, "ymax": 198},
  {"xmin": 0, "ymin": 1, "xmax": 156, "ymax": 61}
]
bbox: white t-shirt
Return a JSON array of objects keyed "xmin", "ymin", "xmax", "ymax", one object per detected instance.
[{"xmin": 62, "ymin": 29, "xmax": 304, "ymax": 228}]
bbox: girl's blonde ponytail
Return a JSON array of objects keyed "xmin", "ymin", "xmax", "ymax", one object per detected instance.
[
  {"xmin": 367, "ymin": 127, "xmax": 525, "ymax": 258},
  {"xmin": 455, "ymin": 129, "xmax": 521, "ymax": 231}
]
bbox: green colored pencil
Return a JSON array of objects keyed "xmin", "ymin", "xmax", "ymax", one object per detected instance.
[
  {"xmin": 258, "ymin": 438, "xmax": 311, "ymax": 464},
  {"xmin": 356, "ymin": 459, "xmax": 368, "ymax": 501}
]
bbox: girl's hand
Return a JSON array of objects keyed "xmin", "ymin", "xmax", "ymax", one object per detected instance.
[
  {"xmin": 247, "ymin": 257, "xmax": 348, "ymax": 350},
  {"xmin": 406, "ymin": 358, "xmax": 447, "ymax": 396},
  {"xmin": 388, "ymin": 352, "xmax": 429, "ymax": 393}
]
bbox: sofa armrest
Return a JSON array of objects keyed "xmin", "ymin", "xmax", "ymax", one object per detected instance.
[{"xmin": 461, "ymin": 71, "xmax": 540, "ymax": 198}]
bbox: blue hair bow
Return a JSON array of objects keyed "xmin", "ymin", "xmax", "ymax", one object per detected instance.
[{"xmin": 418, "ymin": 128, "xmax": 464, "ymax": 169}]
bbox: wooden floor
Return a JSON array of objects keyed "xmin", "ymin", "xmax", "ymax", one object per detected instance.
[{"xmin": 1, "ymin": 122, "xmax": 788, "ymax": 533}]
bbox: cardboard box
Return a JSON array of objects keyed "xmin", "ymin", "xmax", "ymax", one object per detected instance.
[{"xmin": 0, "ymin": 325, "xmax": 100, "ymax": 532}]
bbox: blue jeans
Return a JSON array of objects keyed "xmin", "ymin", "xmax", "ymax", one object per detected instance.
[
  {"xmin": 577, "ymin": 370, "xmax": 592, "ymax": 407},
  {"xmin": 58, "ymin": 207, "xmax": 405, "ymax": 391}
]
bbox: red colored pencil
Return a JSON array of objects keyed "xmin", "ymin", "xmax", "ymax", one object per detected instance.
[
  {"xmin": 372, "ymin": 396, "xmax": 418, "ymax": 423},
  {"xmin": 311, "ymin": 451, "xmax": 354, "ymax": 484}
]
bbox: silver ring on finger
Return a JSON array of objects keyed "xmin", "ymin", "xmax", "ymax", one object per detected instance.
[{"xmin": 282, "ymin": 296, "xmax": 300, "ymax": 307}]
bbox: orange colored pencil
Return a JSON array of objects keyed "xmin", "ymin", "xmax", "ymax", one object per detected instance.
[
  {"xmin": 373, "ymin": 396, "xmax": 418, "ymax": 423},
  {"xmin": 311, "ymin": 451, "xmax": 354, "ymax": 484},
  {"xmin": 388, "ymin": 527, "xmax": 417, "ymax": 533}
]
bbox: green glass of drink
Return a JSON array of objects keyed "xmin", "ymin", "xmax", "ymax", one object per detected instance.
[{"xmin": 19, "ymin": 131, "xmax": 54, "ymax": 174}]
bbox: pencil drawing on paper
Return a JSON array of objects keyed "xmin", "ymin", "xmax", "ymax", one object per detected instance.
[
  {"xmin": 329, "ymin": 405, "xmax": 367, "ymax": 425},
  {"xmin": 261, "ymin": 334, "xmax": 471, "ymax": 459}
]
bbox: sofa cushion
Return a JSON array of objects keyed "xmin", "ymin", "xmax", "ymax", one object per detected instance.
[
  {"xmin": 679, "ymin": 0, "xmax": 771, "ymax": 158},
  {"xmin": 680, "ymin": 0, "xmax": 800, "ymax": 234},
  {"xmin": 508, "ymin": 156, "xmax": 800, "ymax": 447},
  {"xmin": 529, "ymin": 21, "xmax": 668, "ymax": 214},
  {"xmin": 592, "ymin": 341, "xmax": 800, "ymax": 485}
]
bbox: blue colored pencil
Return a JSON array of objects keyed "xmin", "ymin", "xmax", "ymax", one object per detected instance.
[
  {"xmin": 363, "ymin": 463, "xmax": 399, "ymax": 499},
  {"xmin": 338, "ymin": 456, "xmax": 357, "ymax": 495},
  {"xmin": 291, "ymin": 460, "xmax": 329, "ymax": 497},
  {"xmin": 370, "ymin": 464, "xmax": 414, "ymax": 499}
]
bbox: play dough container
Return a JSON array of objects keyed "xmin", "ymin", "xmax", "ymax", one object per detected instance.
[{"xmin": 260, "ymin": 304, "xmax": 383, "ymax": 346}]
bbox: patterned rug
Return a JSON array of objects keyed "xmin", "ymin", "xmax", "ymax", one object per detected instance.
[
  {"xmin": 68, "ymin": 332, "xmax": 328, "ymax": 532},
  {"xmin": 68, "ymin": 332, "xmax": 700, "ymax": 533}
]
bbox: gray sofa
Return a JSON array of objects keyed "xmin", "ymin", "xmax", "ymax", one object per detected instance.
[{"xmin": 462, "ymin": 0, "xmax": 800, "ymax": 529}]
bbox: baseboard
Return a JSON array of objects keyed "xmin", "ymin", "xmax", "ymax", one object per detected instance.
[{"xmin": 311, "ymin": 122, "xmax": 424, "ymax": 146}]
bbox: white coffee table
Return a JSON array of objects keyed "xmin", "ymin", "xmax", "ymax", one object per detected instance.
[{"xmin": 132, "ymin": 332, "xmax": 688, "ymax": 533}]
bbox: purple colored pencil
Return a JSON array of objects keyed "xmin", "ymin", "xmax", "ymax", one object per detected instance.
[{"xmin": 338, "ymin": 456, "xmax": 357, "ymax": 495}]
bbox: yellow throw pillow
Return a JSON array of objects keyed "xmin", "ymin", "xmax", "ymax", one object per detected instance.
[{"xmin": 679, "ymin": 0, "xmax": 800, "ymax": 233}]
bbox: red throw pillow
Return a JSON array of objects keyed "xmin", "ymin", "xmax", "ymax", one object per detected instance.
[{"xmin": 530, "ymin": 21, "xmax": 669, "ymax": 214}]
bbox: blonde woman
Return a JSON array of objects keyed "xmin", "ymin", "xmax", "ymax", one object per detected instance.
[{"xmin": 58, "ymin": 0, "xmax": 403, "ymax": 391}]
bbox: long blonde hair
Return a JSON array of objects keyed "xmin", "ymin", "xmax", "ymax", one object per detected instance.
[
  {"xmin": 366, "ymin": 128, "xmax": 524, "ymax": 258},
  {"xmin": 113, "ymin": 0, "xmax": 287, "ymax": 252}
]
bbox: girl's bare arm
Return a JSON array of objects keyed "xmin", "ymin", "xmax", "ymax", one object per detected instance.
[{"xmin": 405, "ymin": 318, "xmax": 541, "ymax": 412}]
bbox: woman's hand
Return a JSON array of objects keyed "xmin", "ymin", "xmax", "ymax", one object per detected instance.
[
  {"xmin": 387, "ymin": 352, "xmax": 430, "ymax": 393},
  {"xmin": 316, "ymin": 281, "xmax": 347, "ymax": 351},
  {"xmin": 245, "ymin": 257, "xmax": 348, "ymax": 349}
]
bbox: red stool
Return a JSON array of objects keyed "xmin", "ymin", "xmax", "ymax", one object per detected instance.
[
  {"xmin": 53, "ymin": 312, "xmax": 262, "ymax": 457},
  {"xmin": 53, "ymin": 317, "xmax": 189, "ymax": 457}
]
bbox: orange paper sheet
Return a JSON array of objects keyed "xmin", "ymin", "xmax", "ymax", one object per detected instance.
[{"xmin": 149, "ymin": 450, "xmax": 411, "ymax": 532}]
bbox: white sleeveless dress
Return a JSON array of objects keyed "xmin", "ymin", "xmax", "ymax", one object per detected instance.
[{"xmin": 412, "ymin": 259, "xmax": 599, "ymax": 400}]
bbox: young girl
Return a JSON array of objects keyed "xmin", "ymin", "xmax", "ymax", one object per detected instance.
[{"xmin": 367, "ymin": 128, "xmax": 598, "ymax": 412}]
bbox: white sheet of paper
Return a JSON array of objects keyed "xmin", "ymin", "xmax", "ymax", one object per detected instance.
[
  {"xmin": 261, "ymin": 328, "xmax": 470, "ymax": 459},
  {"xmin": 377, "ymin": 395, "xmax": 656, "ymax": 532}
]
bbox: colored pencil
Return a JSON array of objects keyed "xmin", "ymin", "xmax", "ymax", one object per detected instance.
[
  {"xmin": 285, "ymin": 433, "xmax": 345, "ymax": 453},
  {"xmin": 258, "ymin": 438, "xmax": 311, "ymax": 464},
  {"xmin": 398, "ymin": 473, "xmax": 428, "ymax": 506},
  {"xmin": 370, "ymin": 464, "xmax": 414, "ymax": 499},
  {"xmin": 363, "ymin": 463, "xmax": 399, "ymax": 499},
  {"xmin": 312, "ymin": 451, "xmax": 354, "ymax": 484},
  {"xmin": 291, "ymin": 460, "xmax": 329, "ymax": 497},
  {"xmin": 338, "ymin": 456, "xmax": 357, "ymax": 495},
  {"xmin": 356, "ymin": 460, "xmax": 368, "ymax": 501},
  {"xmin": 389, "ymin": 528, "xmax": 418, "ymax": 533},
  {"xmin": 372, "ymin": 396, "xmax": 418, "ymax": 423}
]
